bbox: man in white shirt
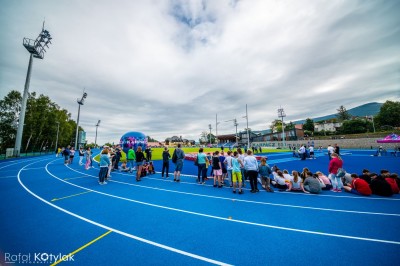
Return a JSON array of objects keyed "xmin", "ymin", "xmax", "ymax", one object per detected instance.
[
  {"xmin": 327, "ymin": 145, "xmax": 335, "ymax": 160},
  {"xmin": 298, "ymin": 145, "xmax": 306, "ymax": 160}
]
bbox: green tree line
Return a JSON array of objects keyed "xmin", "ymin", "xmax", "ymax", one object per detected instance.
[{"xmin": 0, "ymin": 90, "xmax": 82, "ymax": 153}]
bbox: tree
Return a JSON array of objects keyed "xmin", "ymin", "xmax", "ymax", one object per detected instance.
[
  {"xmin": 340, "ymin": 119, "xmax": 373, "ymax": 134},
  {"xmin": 0, "ymin": 90, "xmax": 21, "ymax": 152},
  {"xmin": 336, "ymin": 105, "xmax": 351, "ymax": 121},
  {"xmin": 374, "ymin": 100, "xmax": 400, "ymax": 128},
  {"xmin": 270, "ymin": 119, "xmax": 283, "ymax": 133},
  {"xmin": 303, "ymin": 118, "xmax": 314, "ymax": 132},
  {"xmin": 0, "ymin": 90, "xmax": 81, "ymax": 153},
  {"xmin": 285, "ymin": 121, "xmax": 295, "ymax": 130}
]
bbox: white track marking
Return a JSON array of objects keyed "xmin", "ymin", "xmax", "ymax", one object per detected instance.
[
  {"xmin": 42, "ymin": 162, "xmax": 400, "ymax": 244},
  {"xmin": 16, "ymin": 161, "xmax": 232, "ymax": 265},
  {"xmin": 58, "ymin": 165, "xmax": 400, "ymax": 217}
]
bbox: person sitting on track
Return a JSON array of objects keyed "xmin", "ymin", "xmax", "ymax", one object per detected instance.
[
  {"xmin": 286, "ymin": 171, "xmax": 307, "ymax": 193},
  {"xmin": 343, "ymin": 174, "xmax": 372, "ymax": 196},
  {"xmin": 316, "ymin": 171, "xmax": 333, "ymax": 190},
  {"xmin": 303, "ymin": 173, "xmax": 322, "ymax": 194}
]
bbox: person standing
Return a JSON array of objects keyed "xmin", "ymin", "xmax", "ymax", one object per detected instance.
[
  {"xmin": 224, "ymin": 151, "xmax": 234, "ymax": 187},
  {"xmin": 212, "ymin": 150, "xmax": 223, "ymax": 188},
  {"xmin": 145, "ymin": 146, "xmax": 152, "ymax": 161},
  {"xmin": 99, "ymin": 149, "xmax": 111, "ymax": 185},
  {"xmin": 219, "ymin": 151, "xmax": 227, "ymax": 186},
  {"xmin": 231, "ymin": 151, "xmax": 244, "ymax": 194},
  {"xmin": 135, "ymin": 146, "xmax": 145, "ymax": 181},
  {"xmin": 161, "ymin": 147, "xmax": 171, "ymax": 178},
  {"xmin": 63, "ymin": 146, "xmax": 70, "ymax": 165},
  {"xmin": 328, "ymin": 152, "xmax": 344, "ymax": 192},
  {"xmin": 243, "ymin": 150, "xmax": 259, "ymax": 193},
  {"xmin": 127, "ymin": 147, "xmax": 136, "ymax": 173},
  {"xmin": 85, "ymin": 147, "xmax": 92, "ymax": 170},
  {"xmin": 298, "ymin": 145, "xmax": 306, "ymax": 160},
  {"xmin": 309, "ymin": 145, "xmax": 315, "ymax": 159},
  {"xmin": 69, "ymin": 147, "xmax": 75, "ymax": 164},
  {"xmin": 173, "ymin": 144, "xmax": 185, "ymax": 182},
  {"xmin": 327, "ymin": 145, "xmax": 335, "ymax": 160},
  {"xmin": 113, "ymin": 147, "xmax": 122, "ymax": 171},
  {"xmin": 334, "ymin": 143, "xmax": 340, "ymax": 156},
  {"xmin": 78, "ymin": 147, "xmax": 85, "ymax": 165},
  {"xmin": 259, "ymin": 157, "xmax": 273, "ymax": 192},
  {"xmin": 196, "ymin": 148, "xmax": 208, "ymax": 184}
]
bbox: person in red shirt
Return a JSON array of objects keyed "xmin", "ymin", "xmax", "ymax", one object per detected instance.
[
  {"xmin": 328, "ymin": 153, "xmax": 344, "ymax": 192},
  {"xmin": 385, "ymin": 173, "xmax": 400, "ymax": 194},
  {"xmin": 343, "ymin": 174, "xmax": 372, "ymax": 196}
]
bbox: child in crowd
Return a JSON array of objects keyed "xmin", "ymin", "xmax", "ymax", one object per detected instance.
[
  {"xmin": 316, "ymin": 171, "xmax": 332, "ymax": 190},
  {"xmin": 120, "ymin": 162, "xmax": 130, "ymax": 172},
  {"xmin": 231, "ymin": 151, "xmax": 244, "ymax": 194},
  {"xmin": 303, "ymin": 173, "xmax": 321, "ymax": 194},
  {"xmin": 286, "ymin": 171, "xmax": 306, "ymax": 192},
  {"xmin": 272, "ymin": 170, "xmax": 289, "ymax": 190},
  {"xmin": 99, "ymin": 149, "xmax": 110, "ymax": 185},
  {"xmin": 343, "ymin": 174, "xmax": 372, "ymax": 196},
  {"xmin": 385, "ymin": 173, "xmax": 400, "ymax": 194},
  {"xmin": 148, "ymin": 161, "xmax": 156, "ymax": 175},
  {"xmin": 259, "ymin": 157, "xmax": 273, "ymax": 192}
]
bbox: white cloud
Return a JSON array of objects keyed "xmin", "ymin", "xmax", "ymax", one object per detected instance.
[{"xmin": 1, "ymin": 0, "xmax": 399, "ymax": 144}]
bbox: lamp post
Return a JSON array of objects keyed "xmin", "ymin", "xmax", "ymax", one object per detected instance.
[
  {"xmin": 74, "ymin": 91, "xmax": 88, "ymax": 150},
  {"xmin": 14, "ymin": 22, "xmax": 52, "ymax": 156},
  {"xmin": 95, "ymin": 120, "xmax": 101, "ymax": 147},
  {"xmin": 242, "ymin": 104, "xmax": 250, "ymax": 149},
  {"xmin": 55, "ymin": 122, "xmax": 60, "ymax": 152},
  {"xmin": 216, "ymin": 114, "xmax": 220, "ymax": 147},
  {"xmin": 208, "ymin": 124, "xmax": 212, "ymax": 145},
  {"xmin": 225, "ymin": 118, "xmax": 238, "ymax": 148},
  {"xmin": 278, "ymin": 107, "xmax": 286, "ymax": 148}
]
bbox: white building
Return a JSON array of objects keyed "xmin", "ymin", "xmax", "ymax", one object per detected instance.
[{"xmin": 314, "ymin": 121, "xmax": 342, "ymax": 132}]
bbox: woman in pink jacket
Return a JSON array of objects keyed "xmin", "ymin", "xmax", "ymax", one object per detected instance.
[{"xmin": 328, "ymin": 153, "xmax": 344, "ymax": 192}]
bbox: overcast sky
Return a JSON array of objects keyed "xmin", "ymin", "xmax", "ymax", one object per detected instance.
[{"xmin": 1, "ymin": 0, "xmax": 399, "ymax": 145}]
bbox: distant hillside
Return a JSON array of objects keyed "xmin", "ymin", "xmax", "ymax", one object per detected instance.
[{"xmin": 295, "ymin": 102, "xmax": 383, "ymax": 124}]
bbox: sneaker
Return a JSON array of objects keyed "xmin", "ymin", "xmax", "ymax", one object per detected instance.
[
  {"xmin": 331, "ymin": 188, "xmax": 337, "ymax": 192},
  {"xmin": 255, "ymin": 189, "xmax": 259, "ymax": 192},
  {"xmin": 176, "ymin": 179, "xmax": 180, "ymax": 182},
  {"xmin": 233, "ymin": 190, "xmax": 236, "ymax": 194},
  {"xmin": 337, "ymin": 189, "xmax": 342, "ymax": 192},
  {"xmin": 213, "ymin": 184, "xmax": 217, "ymax": 187},
  {"xmin": 250, "ymin": 190, "xmax": 256, "ymax": 193},
  {"xmin": 174, "ymin": 179, "xmax": 177, "ymax": 182},
  {"xmin": 218, "ymin": 185, "xmax": 222, "ymax": 188},
  {"xmin": 104, "ymin": 181, "xmax": 107, "ymax": 184},
  {"xmin": 238, "ymin": 190, "xmax": 244, "ymax": 194}
]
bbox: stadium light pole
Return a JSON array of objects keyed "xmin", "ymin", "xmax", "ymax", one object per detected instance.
[
  {"xmin": 95, "ymin": 120, "xmax": 101, "ymax": 147},
  {"xmin": 14, "ymin": 22, "xmax": 52, "ymax": 156},
  {"xmin": 208, "ymin": 124, "xmax": 212, "ymax": 145},
  {"xmin": 74, "ymin": 91, "xmax": 87, "ymax": 150},
  {"xmin": 278, "ymin": 107, "xmax": 286, "ymax": 147},
  {"xmin": 216, "ymin": 114, "xmax": 220, "ymax": 147},
  {"xmin": 242, "ymin": 104, "xmax": 250, "ymax": 149},
  {"xmin": 225, "ymin": 118, "xmax": 238, "ymax": 148},
  {"xmin": 55, "ymin": 121, "xmax": 60, "ymax": 152}
]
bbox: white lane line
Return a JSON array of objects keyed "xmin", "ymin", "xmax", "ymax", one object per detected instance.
[
  {"xmin": 0, "ymin": 157, "xmax": 51, "ymax": 170},
  {"xmin": 0, "ymin": 176, "xmax": 17, "ymax": 179},
  {"xmin": 45, "ymin": 163, "xmax": 400, "ymax": 245},
  {"xmin": 78, "ymin": 166, "xmax": 400, "ymax": 201},
  {"xmin": 59, "ymin": 165, "xmax": 400, "ymax": 217},
  {"xmin": 16, "ymin": 161, "xmax": 233, "ymax": 266}
]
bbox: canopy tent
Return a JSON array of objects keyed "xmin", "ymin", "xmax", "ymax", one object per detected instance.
[{"xmin": 376, "ymin": 133, "xmax": 400, "ymax": 143}]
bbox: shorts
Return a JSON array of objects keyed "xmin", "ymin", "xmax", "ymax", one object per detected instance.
[
  {"xmin": 136, "ymin": 161, "xmax": 143, "ymax": 167},
  {"xmin": 222, "ymin": 168, "xmax": 227, "ymax": 174},
  {"xmin": 213, "ymin": 169, "xmax": 222, "ymax": 176},
  {"xmin": 175, "ymin": 160, "xmax": 183, "ymax": 172},
  {"xmin": 232, "ymin": 171, "xmax": 242, "ymax": 183}
]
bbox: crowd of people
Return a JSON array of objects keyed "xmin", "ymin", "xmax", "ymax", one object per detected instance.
[{"xmin": 57, "ymin": 144, "xmax": 399, "ymax": 196}]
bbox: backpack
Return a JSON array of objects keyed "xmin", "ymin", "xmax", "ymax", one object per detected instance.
[
  {"xmin": 337, "ymin": 168, "xmax": 346, "ymax": 178},
  {"xmin": 172, "ymin": 150, "xmax": 177, "ymax": 163}
]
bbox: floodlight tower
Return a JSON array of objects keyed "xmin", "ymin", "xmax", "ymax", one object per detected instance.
[
  {"xmin": 278, "ymin": 107, "xmax": 286, "ymax": 147},
  {"xmin": 225, "ymin": 118, "xmax": 239, "ymax": 148},
  {"xmin": 95, "ymin": 120, "xmax": 101, "ymax": 147},
  {"xmin": 14, "ymin": 22, "xmax": 52, "ymax": 156},
  {"xmin": 215, "ymin": 114, "xmax": 220, "ymax": 147},
  {"xmin": 74, "ymin": 91, "xmax": 88, "ymax": 150},
  {"xmin": 242, "ymin": 104, "xmax": 250, "ymax": 149},
  {"xmin": 208, "ymin": 124, "xmax": 212, "ymax": 145}
]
